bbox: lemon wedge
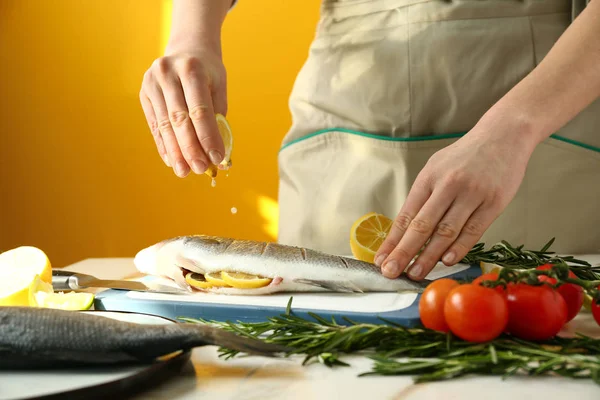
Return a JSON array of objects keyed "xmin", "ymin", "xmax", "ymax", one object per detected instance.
[
  {"xmin": 479, "ymin": 261, "xmax": 504, "ymax": 275},
  {"xmin": 0, "ymin": 246, "xmax": 52, "ymax": 284},
  {"xmin": 220, "ymin": 271, "xmax": 272, "ymax": 289},
  {"xmin": 29, "ymin": 275, "xmax": 94, "ymax": 310},
  {"xmin": 205, "ymin": 113, "xmax": 233, "ymax": 179},
  {"xmin": 204, "ymin": 271, "xmax": 231, "ymax": 287},
  {"xmin": 185, "ymin": 272, "xmax": 214, "ymax": 289},
  {"xmin": 350, "ymin": 212, "xmax": 393, "ymax": 263}
]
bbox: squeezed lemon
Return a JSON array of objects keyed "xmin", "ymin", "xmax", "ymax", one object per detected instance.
[{"xmin": 204, "ymin": 113, "xmax": 233, "ymax": 183}]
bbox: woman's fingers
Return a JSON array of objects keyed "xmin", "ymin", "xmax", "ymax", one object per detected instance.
[
  {"xmin": 379, "ymin": 186, "xmax": 457, "ymax": 279},
  {"xmin": 155, "ymin": 58, "xmax": 213, "ymax": 175},
  {"xmin": 374, "ymin": 179, "xmax": 431, "ymax": 267},
  {"xmin": 405, "ymin": 194, "xmax": 483, "ymax": 280},
  {"xmin": 139, "ymin": 92, "xmax": 169, "ymax": 167},
  {"xmin": 139, "ymin": 53, "xmax": 228, "ymax": 178},
  {"xmin": 142, "ymin": 74, "xmax": 190, "ymax": 178},
  {"xmin": 179, "ymin": 59, "xmax": 224, "ymax": 166},
  {"xmin": 442, "ymin": 204, "xmax": 498, "ymax": 266}
]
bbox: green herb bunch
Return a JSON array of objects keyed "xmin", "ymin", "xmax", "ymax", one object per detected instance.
[
  {"xmin": 181, "ymin": 297, "xmax": 600, "ymax": 385},
  {"xmin": 461, "ymin": 237, "xmax": 600, "ymax": 281}
]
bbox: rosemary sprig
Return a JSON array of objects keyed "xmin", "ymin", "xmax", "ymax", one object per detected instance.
[
  {"xmin": 180, "ymin": 298, "xmax": 600, "ymax": 385},
  {"xmin": 475, "ymin": 262, "xmax": 600, "ymax": 303},
  {"xmin": 461, "ymin": 237, "xmax": 600, "ymax": 282}
]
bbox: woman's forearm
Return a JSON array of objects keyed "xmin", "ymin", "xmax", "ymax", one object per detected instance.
[
  {"xmin": 477, "ymin": 0, "xmax": 600, "ymax": 151},
  {"xmin": 166, "ymin": 0, "xmax": 233, "ymax": 55}
]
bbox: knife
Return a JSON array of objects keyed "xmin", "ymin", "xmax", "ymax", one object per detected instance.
[{"xmin": 52, "ymin": 270, "xmax": 189, "ymax": 295}]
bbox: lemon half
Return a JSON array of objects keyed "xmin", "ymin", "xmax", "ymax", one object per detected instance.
[
  {"xmin": 350, "ymin": 213, "xmax": 393, "ymax": 263},
  {"xmin": 0, "ymin": 246, "xmax": 52, "ymax": 284},
  {"xmin": 0, "ymin": 246, "xmax": 53, "ymax": 306},
  {"xmin": 0, "ymin": 272, "xmax": 36, "ymax": 306}
]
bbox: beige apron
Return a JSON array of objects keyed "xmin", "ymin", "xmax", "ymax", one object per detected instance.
[{"xmin": 277, "ymin": 0, "xmax": 600, "ymax": 256}]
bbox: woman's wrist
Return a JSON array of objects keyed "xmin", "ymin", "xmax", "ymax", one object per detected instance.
[
  {"xmin": 165, "ymin": 0, "xmax": 230, "ymax": 57},
  {"xmin": 165, "ymin": 35, "xmax": 222, "ymax": 58},
  {"xmin": 468, "ymin": 101, "xmax": 542, "ymax": 159}
]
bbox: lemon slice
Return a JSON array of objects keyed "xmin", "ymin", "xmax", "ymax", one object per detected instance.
[
  {"xmin": 205, "ymin": 113, "xmax": 233, "ymax": 179},
  {"xmin": 204, "ymin": 271, "xmax": 231, "ymax": 287},
  {"xmin": 350, "ymin": 212, "xmax": 393, "ymax": 263},
  {"xmin": 185, "ymin": 272, "xmax": 214, "ymax": 289},
  {"xmin": 220, "ymin": 271, "xmax": 272, "ymax": 289},
  {"xmin": 29, "ymin": 275, "xmax": 94, "ymax": 310},
  {"xmin": 0, "ymin": 246, "xmax": 52, "ymax": 284}
]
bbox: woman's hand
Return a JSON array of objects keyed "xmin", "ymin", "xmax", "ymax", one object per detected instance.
[
  {"xmin": 139, "ymin": 48, "xmax": 227, "ymax": 178},
  {"xmin": 374, "ymin": 116, "xmax": 537, "ymax": 281},
  {"xmin": 374, "ymin": 0, "xmax": 600, "ymax": 281}
]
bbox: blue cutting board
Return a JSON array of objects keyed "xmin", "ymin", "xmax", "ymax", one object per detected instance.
[{"xmin": 94, "ymin": 263, "xmax": 481, "ymax": 327}]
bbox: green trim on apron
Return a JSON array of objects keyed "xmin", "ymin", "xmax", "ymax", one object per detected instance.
[{"xmin": 279, "ymin": 128, "xmax": 600, "ymax": 154}]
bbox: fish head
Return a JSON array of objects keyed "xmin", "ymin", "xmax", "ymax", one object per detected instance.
[
  {"xmin": 134, "ymin": 237, "xmax": 186, "ymax": 275},
  {"xmin": 133, "ymin": 243, "xmax": 160, "ymax": 275},
  {"xmin": 134, "ymin": 235, "xmax": 230, "ymax": 277}
]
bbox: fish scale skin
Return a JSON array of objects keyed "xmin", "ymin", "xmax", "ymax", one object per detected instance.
[
  {"xmin": 138, "ymin": 235, "xmax": 430, "ymax": 294},
  {"xmin": 0, "ymin": 307, "xmax": 285, "ymax": 368}
]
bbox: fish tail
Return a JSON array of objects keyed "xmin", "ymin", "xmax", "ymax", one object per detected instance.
[{"xmin": 183, "ymin": 324, "xmax": 287, "ymax": 357}]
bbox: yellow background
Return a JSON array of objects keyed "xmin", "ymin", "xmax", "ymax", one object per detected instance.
[{"xmin": 0, "ymin": 0, "xmax": 321, "ymax": 267}]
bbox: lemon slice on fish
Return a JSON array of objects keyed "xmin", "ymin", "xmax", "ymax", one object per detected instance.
[
  {"xmin": 29, "ymin": 275, "xmax": 94, "ymax": 310},
  {"xmin": 220, "ymin": 271, "xmax": 272, "ymax": 289},
  {"xmin": 350, "ymin": 212, "xmax": 393, "ymax": 263},
  {"xmin": 204, "ymin": 271, "xmax": 231, "ymax": 287},
  {"xmin": 204, "ymin": 113, "xmax": 233, "ymax": 179},
  {"xmin": 185, "ymin": 272, "xmax": 214, "ymax": 289}
]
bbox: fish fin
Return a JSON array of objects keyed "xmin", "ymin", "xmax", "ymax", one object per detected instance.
[
  {"xmin": 183, "ymin": 324, "xmax": 288, "ymax": 357},
  {"xmin": 175, "ymin": 254, "xmax": 202, "ymax": 273},
  {"xmin": 161, "ymin": 265, "xmax": 192, "ymax": 293},
  {"xmin": 293, "ymin": 279, "xmax": 364, "ymax": 293},
  {"xmin": 395, "ymin": 278, "xmax": 431, "ymax": 294}
]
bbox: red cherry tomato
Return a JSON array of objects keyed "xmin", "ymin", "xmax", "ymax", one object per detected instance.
[
  {"xmin": 472, "ymin": 272, "xmax": 506, "ymax": 297},
  {"xmin": 592, "ymin": 285, "xmax": 600, "ymax": 327},
  {"xmin": 536, "ymin": 264, "xmax": 583, "ymax": 322},
  {"xmin": 506, "ymin": 283, "xmax": 568, "ymax": 341},
  {"xmin": 443, "ymin": 284, "xmax": 509, "ymax": 343},
  {"xmin": 419, "ymin": 278, "xmax": 460, "ymax": 332}
]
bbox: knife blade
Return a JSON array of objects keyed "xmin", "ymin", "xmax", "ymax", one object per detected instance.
[{"xmin": 52, "ymin": 270, "xmax": 189, "ymax": 295}]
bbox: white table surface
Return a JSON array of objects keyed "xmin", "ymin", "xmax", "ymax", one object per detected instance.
[{"xmin": 60, "ymin": 257, "xmax": 600, "ymax": 400}]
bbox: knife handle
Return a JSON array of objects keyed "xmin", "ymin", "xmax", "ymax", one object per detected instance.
[{"xmin": 52, "ymin": 270, "xmax": 88, "ymax": 291}]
